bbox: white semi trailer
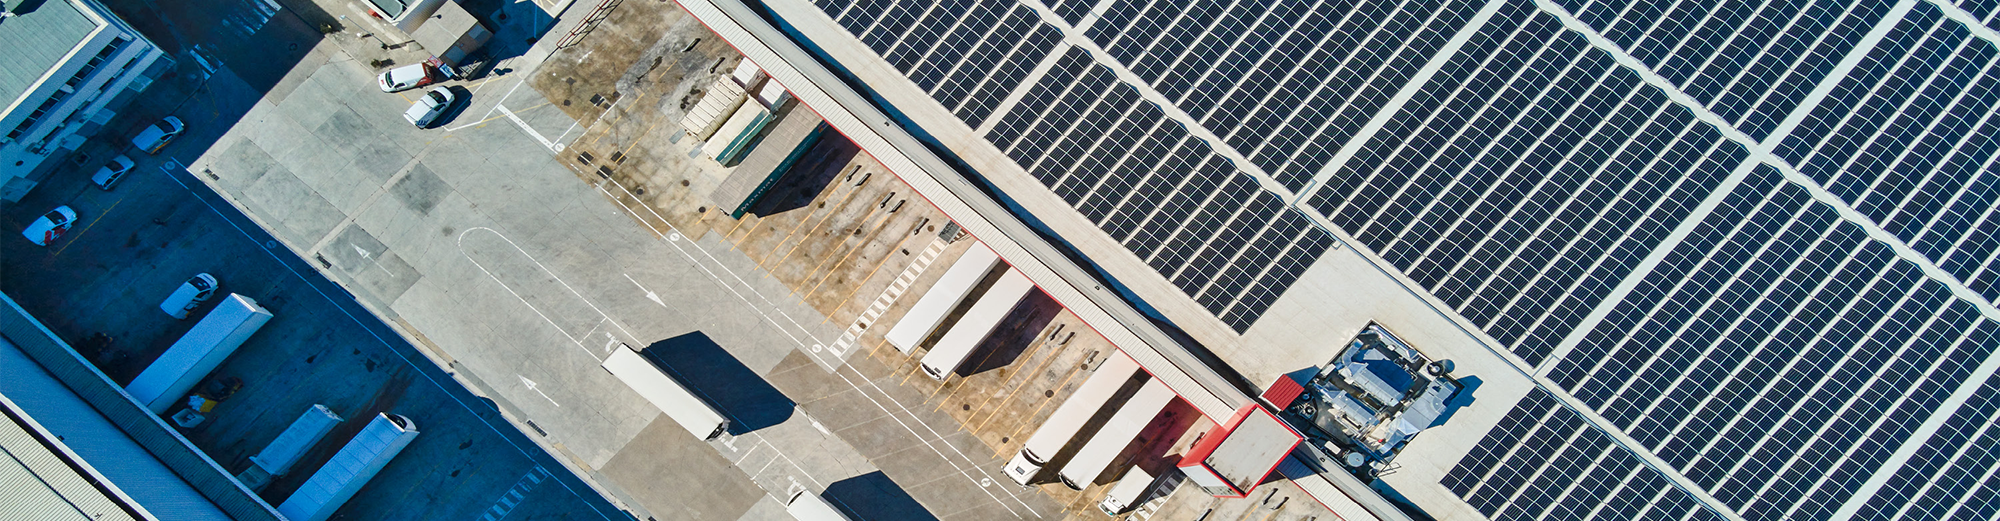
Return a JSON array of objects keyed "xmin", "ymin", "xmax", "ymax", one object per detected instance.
[
  {"xmin": 1057, "ymin": 378, "xmax": 1177, "ymax": 490},
  {"xmin": 125, "ymin": 293, "xmax": 272, "ymax": 414},
  {"xmin": 238, "ymin": 404, "xmax": 343, "ymax": 490},
  {"xmin": 884, "ymin": 242, "xmax": 999, "ymax": 353},
  {"xmin": 918, "ymin": 268, "xmax": 1035, "ymax": 380},
  {"xmin": 1003, "ymin": 353, "xmax": 1142, "ymax": 485},
  {"xmin": 602, "ymin": 344, "xmax": 731, "ymax": 440},
  {"xmin": 277, "ymin": 413, "xmax": 419, "ymax": 521}
]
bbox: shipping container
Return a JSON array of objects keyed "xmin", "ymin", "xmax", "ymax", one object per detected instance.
[
  {"xmin": 276, "ymin": 413, "xmax": 418, "ymax": 521},
  {"xmin": 784, "ymin": 489, "xmax": 856, "ymax": 521}
]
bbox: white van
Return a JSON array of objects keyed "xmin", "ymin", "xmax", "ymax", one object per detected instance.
[
  {"xmin": 131, "ymin": 116, "xmax": 184, "ymax": 155},
  {"xmin": 160, "ymin": 273, "xmax": 219, "ymax": 319}
]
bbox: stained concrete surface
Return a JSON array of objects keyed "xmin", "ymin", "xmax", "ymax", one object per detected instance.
[{"xmin": 183, "ymin": 31, "xmax": 1065, "ymax": 520}]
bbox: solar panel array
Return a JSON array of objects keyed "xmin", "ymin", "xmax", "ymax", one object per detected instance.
[
  {"xmin": 1552, "ymin": 0, "xmax": 1897, "ymax": 140},
  {"xmin": 817, "ymin": 0, "xmax": 1065, "ymax": 127},
  {"xmin": 1775, "ymin": 2, "xmax": 2000, "ymax": 303},
  {"xmin": 1546, "ymin": 164, "xmax": 2000, "ymax": 521},
  {"xmin": 1851, "ymin": 372, "xmax": 2000, "ymax": 521},
  {"xmin": 1305, "ymin": 0, "xmax": 1747, "ymax": 366},
  {"xmin": 780, "ymin": 0, "xmax": 2000, "ymax": 517},
  {"xmin": 1075, "ymin": 0, "xmax": 1487, "ymax": 191},
  {"xmin": 1445, "ymin": 389, "xmax": 1724, "ymax": 521}
]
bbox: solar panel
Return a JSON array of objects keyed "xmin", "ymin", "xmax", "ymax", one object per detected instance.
[{"xmin": 799, "ymin": 0, "xmax": 2000, "ymax": 515}]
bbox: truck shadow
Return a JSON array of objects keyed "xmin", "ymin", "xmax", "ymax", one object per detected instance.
[
  {"xmin": 638, "ymin": 332, "xmax": 793, "ymax": 435},
  {"xmin": 822, "ymin": 471, "xmax": 939, "ymax": 521}
]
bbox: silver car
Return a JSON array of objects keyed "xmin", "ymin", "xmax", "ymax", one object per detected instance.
[
  {"xmin": 132, "ymin": 116, "xmax": 184, "ymax": 155},
  {"xmin": 403, "ymin": 87, "xmax": 455, "ymax": 128},
  {"xmin": 91, "ymin": 155, "xmax": 136, "ymax": 190}
]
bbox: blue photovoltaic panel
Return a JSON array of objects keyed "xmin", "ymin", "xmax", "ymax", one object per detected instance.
[
  {"xmin": 1774, "ymin": 2, "xmax": 2000, "ymax": 304},
  {"xmin": 1852, "ymin": 372, "xmax": 2000, "ymax": 521},
  {"xmin": 798, "ymin": 0, "xmax": 2000, "ymax": 517},
  {"xmin": 1954, "ymin": 0, "xmax": 2000, "ymax": 31},
  {"xmin": 1445, "ymin": 389, "xmax": 1724, "ymax": 521},
  {"xmin": 1548, "ymin": 165, "xmax": 2000, "ymax": 521},
  {"xmin": 1551, "ymin": 0, "xmax": 1895, "ymax": 139},
  {"xmin": 1307, "ymin": 2, "xmax": 1741, "ymax": 366}
]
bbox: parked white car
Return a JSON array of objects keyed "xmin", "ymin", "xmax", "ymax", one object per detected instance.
[
  {"xmin": 132, "ymin": 116, "xmax": 184, "ymax": 155},
  {"xmin": 160, "ymin": 273, "xmax": 219, "ymax": 320},
  {"xmin": 403, "ymin": 87, "xmax": 455, "ymax": 128},
  {"xmin": 91, "ymin": 155, "xmax": 136, "ymax": 190},
  {"xmin": 377, "ymin": 62, "xmax": 441, "ymax": 93},
  {"xmin": 21, "ymin": 206, "xmax": 76, "ymax": 246}
]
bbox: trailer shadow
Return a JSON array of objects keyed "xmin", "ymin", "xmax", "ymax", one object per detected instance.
[
  {"xmin": 956, "ymin": 291, "xmax": 1058, "ymax": 377},
  {"xmin": 638, "ymin": 332, "xmax": 793, "ymax": 435},
  {"xmin": 822, "ymin": 471, "xmax": 939, "ymax": 521}
]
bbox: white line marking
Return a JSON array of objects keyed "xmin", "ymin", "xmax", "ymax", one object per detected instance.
[
  {"xmin": 457, "ymin": 227, "xmax": 641, "ymax": 360},
  {"xmin": 497, "ymin": 104, "xmax": 560, "ymax": 151}
]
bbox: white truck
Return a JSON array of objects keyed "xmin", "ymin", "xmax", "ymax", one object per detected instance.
[
  {"xmin": 1004, "ymin": 353, "xmax": 1142, "ymax": 485},
  {"xmin": 1057, "ymin": 378, "xmax": 1177, "ymax": 490},
  {"xmin": 238, "ymin": 404, "xmax": 343, "ymax": 491},
  {"xmin": 602, "ymin": 344, "xmax": 731, "ymax": 440},
  {"xmin": 125, "ymin": 293, "xmax": 272, "ymax": 414},
  {"xmin": 277, "ymin": 413, "xmax": 419, "ymax": 521},
  {"xmin": 1098, "ymin": 466, "xmax": 1158, "ymax": 515},
  {"xmin": 784, "ymin": 488, "xmax": 856, "ymax": 521},
  {"xmin": 918, "ymin": 268, "xmax": 1035, "ymax": 380},
  {"xmin": 885, "ymin": 243, "xmax": 1000, "ymax": 353}
]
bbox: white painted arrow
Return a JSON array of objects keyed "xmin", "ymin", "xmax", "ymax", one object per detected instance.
[
  {"xmin": 519, "ymin": 375, "xmax": 560, "ymax": 407},
  {"xmin": 624, "ymin": 273, "xmax": 665, "ymax": 307}
]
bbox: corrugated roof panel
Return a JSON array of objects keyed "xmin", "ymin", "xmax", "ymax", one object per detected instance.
[{"xmin": 0, "ymin": 0, "xmax": 100, "ymax": 113}]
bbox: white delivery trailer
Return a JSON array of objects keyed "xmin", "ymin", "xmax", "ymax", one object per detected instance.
[
  {"xmin": 239, "ymin": 404, "xmax": 343, "ymax": 489},
  {"xmin": 884, "ymin": 243, "xmax": 1000, "ymax": 353},
  {"xmin": 1003, "ymin": 353, "xmax": 1142, "ymax": 485},
  {"xmin": 1057, "ymin": 378, "xmax": 1177, "ymax": 490},
  {"xmin": 918, "ymin": 268, "xmax": 1035, "ymax": 380},
  {"xmin": 277, "ymin": 413, "xmax": 418, "ymax": 521},
  {"xmin": 125, "ymin": 293, "xmax": 272, "ymax": 414},
  {"xmin": 784, "ymin": 489, "xmax": 856, "ymax": 521},
  {"xmin": 602, "ymin": 344, "xmax": 730, "ymax": 440},
  {"xmin": 1098, "ymin": 466, "xmax": 1157, "ymax": 515}
]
